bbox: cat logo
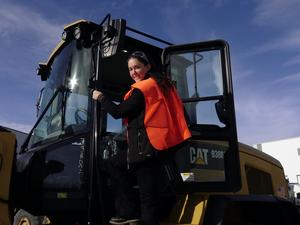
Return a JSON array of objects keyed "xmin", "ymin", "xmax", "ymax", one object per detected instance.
[{"xmin": 190, "ymin": 146, "xmax": 208, "ymax": 165}]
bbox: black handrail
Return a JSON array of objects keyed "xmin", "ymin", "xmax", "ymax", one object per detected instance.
[{"xmin": 126, "ymin": 26, "xmax": 173, "ymax": 46}]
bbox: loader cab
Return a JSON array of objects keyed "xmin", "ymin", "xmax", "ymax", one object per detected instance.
[{"xmin": 8, "ymin": 15, "xmax": 240, "ymax": 224}]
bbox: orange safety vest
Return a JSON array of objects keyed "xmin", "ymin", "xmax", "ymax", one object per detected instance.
[{"xmin": 124, "ymin": 77, "xmax": 191, "ymax": 150}]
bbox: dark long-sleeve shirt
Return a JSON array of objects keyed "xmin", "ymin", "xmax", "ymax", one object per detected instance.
[
  {"xmin": 100, "ymin": 89, "xmax": 155, "ymax": 164},
  {"xmin": 100, "ymin": 89, "xmax": 144, "ymax": 119}
]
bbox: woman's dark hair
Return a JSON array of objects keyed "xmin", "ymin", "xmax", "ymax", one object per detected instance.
[
  {"xmin": 128, "ymin": 51, "xmax": 174, "ymax": 93},
  {"xmin": 128, "ymin": 51, "xmax": 150, "ymax": 66}
]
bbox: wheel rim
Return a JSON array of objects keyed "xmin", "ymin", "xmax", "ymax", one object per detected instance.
[{"xmin": 18, "ymin": 217, "xmax": 31, "ymax": 225}]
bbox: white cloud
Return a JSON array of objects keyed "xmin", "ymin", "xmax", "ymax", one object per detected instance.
[
  {"xmin": 253, "ymin": 0, "xmax": 300, "ymax": 28},
  {"xmin": 284, "ymin": 54, "xmax": 300, "ymax": 66},
  {"xmin": 0, "ymin": 3, "xmax": 63, "ymax": 50},
  {"xmin": 232, "ymin": 53, "xmax": 300, "ymax": 144},
  {"xmin": 111, "ymin": 0, "xmax": 134, "ymax": 9},
  {"xmin": 236, "ymin": 89, "xmax": 300, "ymax": 144},
  {"xmin": 209, "ymin": 0, "xmax": 225, "ymax": 8},
  {"xmin": 231, "ymin": 56, "xmax": 256, "ymax": 82},
  {"xmin": 234, "ymin": 0, "xmax": 300, "ymax": 144},
  {"xmin": 156, "ymin": 1, "xmax": 213, "ymax": 43},
  {"xmin": 274, "ymin": 72, "xmax": 300, "ymax": 83},
  {"xmin": 249, "ymin": 1, "xmax": 300, "ymax": 58},
  {"xmin": 247, "ymin": 29, "xmax": 300, "ymax": 55}
]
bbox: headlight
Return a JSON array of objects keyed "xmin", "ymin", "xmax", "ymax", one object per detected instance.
[{"xmin": 74, "ymin": 27, "xmax": 81, "ymax": 40}]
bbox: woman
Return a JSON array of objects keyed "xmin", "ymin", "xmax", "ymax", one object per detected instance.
[{"xmin": 92, "ymin": 51, "xmax": 191, "ymax": 225}]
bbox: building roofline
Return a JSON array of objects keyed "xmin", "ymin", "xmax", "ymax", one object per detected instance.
[
  {"xmin": 254, "ymin": 135, "xmax": 300, "ymax": 145},
  {"xmin": 0, "ymin": 125, "xmax": 28, "ymax": 135}
]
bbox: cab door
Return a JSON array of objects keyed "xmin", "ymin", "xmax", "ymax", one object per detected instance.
[
  {"xmin": 162, "ymin": 40, "xmax": 241, "ymax": 192},
  {"xmin": 0, "ymin": 130, "xmax": 16, "ymax": 225}
]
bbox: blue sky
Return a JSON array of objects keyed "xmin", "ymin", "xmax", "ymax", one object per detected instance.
[{"xmin": 1, "ymin": 0, "xmax": 300, "ymax": 145}]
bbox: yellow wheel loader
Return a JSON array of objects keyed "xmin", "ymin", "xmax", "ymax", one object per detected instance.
[{"xmin": 1, "ymin": 14, "xmax": 299, "ymax": 225}]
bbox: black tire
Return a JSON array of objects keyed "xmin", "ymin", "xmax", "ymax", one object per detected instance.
[{"xmin": 14, "ymin": 209, "xmax": 44, "ymax": 225}]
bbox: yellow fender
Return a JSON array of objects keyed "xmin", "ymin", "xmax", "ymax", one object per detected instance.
[{"xmin": 0, "ymin": 131, "xmax": 16, "ymax": 225}]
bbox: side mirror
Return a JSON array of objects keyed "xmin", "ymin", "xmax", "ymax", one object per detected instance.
[
  {"xmin": 37, "ymin": 63, "xmax": 49, "ymax": 81},
  {"xmin": 215, "ymin": 98, "xmax": 228, "ymax": 125},
  {"xmin": 101, "ymin": 19, "xmax": 126, "ymax": 57}
]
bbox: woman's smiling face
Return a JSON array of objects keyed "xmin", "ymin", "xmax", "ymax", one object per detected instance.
[{"xmin": 128, "ymin": 58, "xmax": 151, "ymax": 83}]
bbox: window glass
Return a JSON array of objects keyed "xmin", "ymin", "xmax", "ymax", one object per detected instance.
[
  {"xmin": 170, "ymin": 50, "xmax": 223, "ymax": 99},
  {"xmin": 99, "ymin": 112, "xmax": 127, "ymax": 162},
  {"xmin": 64, "ymin": 41, "xmax": 91, "ymax": 129},
  {"xmin": 170, "ymin": 50, "xmax": 225, "ymax": 128},
  {"xmin": 107, "ymin": 114, "xmax": 123, "ymax": 133},
  {"xmin": 38, "ymin": 43, "xmax": 74, "ymax": 116},
  {"xmin": 28, "ymin": 92, "xmax": 64, "ymax": 146},
  {"xmin": 27, "ymin": 41, "xmax": 91, "ymax": 148},
  {"xmin": 103, "ymin": 101, "xmax": 126, "ymax": 139},
  {"xmin": 184, "ymin": 100, "xmax": 225, "ymax": 127}
]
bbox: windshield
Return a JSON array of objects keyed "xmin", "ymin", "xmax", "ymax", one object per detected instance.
[{"xmin": 28, "ymin": 41, "xmax": 92, "ymax": 148}]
